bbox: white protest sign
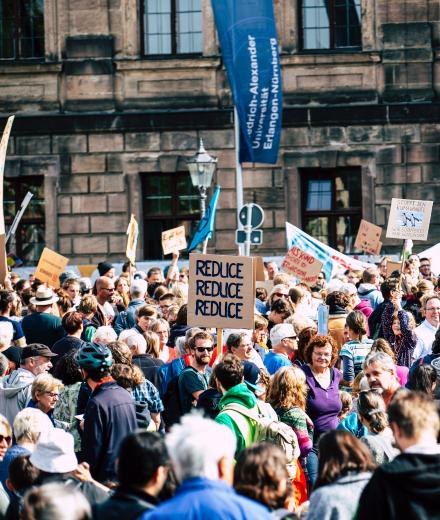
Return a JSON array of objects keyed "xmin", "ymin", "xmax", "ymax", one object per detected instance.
[
  {"xmin": 386, "ymin": 198, "xmax": 433, "ymax": 241},
  {"xmin": 281, "ymin": 246, "xmax": 323, "ymax": 286},
  {"xmin": 354, "ymin": 219, "xmax": 383, "ymax": 255},
  {"xmin": 161, "ymin": 226, "xmax": 187, "ymax": 255},
  {"xmin": 187, "ymin": 253, "xmax": 255, "ymax": 329}
]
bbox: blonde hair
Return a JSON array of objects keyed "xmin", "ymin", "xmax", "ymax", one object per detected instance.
[
  {"xmin": 267, "ymin": 366, "xmax": 307, "ymax": 410},
  {"xmin": 143, "ymin": 330, "xmax": 160, "ymax": 358},
  {"xmin": 77, "ymin": 294, "xmax": 98, "ymax": 315},
  {"xmin": 31, "ymin": 374, "xmax": 64, "ymax": 402},
  {"xmin": 0, "ymin": 413, "xmax": 11, "ymax": 437}
]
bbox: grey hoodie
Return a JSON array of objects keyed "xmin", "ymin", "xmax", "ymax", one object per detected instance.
[{"xmin": 0, "ymin": 368, "xmax": 35, "ymax": 424}]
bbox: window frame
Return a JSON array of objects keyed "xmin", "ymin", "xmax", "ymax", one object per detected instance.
[
  {"xmin": 140, "ymin": 0, "xmax": 203, "ymax": 58},
  {"xmin": 298, "ymin": 0, "xmax": 362, "ymax": 52},
  {"xmin": 300, "ymin": 167, "xmax": 362, "ymax": 250},
  {"xmin": 0, "ymin": 0, "xmax": 45, "ymax": 61}
]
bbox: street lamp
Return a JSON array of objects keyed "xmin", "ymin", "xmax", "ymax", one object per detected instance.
[{"xmin": 187, "ymin": 139, "xmax": 217, "ymax": 216}]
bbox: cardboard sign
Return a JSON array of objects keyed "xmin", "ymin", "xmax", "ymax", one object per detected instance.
[
  {"xmin": 162, "ymin": 226, "xmax": 187, "ymax": 255},
  {"xmin": 254, "ymin": 256, "xmax": 266, "ymax": 281},
  {"xmin": 34, "ymin": 248, "xmax": 69, "ymax": 288},
  {"xmin": 78, "ymin": 265, "xmax": 96, "ymax": 279},
  {"xmin": 187, "ymin": 253, "xmax": 255, "ymax": 329},
  {"xmin": 281, "ymin": 246, "xmax": 323, "ymax": 286},
  {"xmin": 386, "ymin": 261, "xmax": 402, "ymax": 278},
  {"xmin": 386, "ymin": 198, "xmax": 433, "ymax": 241},
  {"xmin": 354, "ymin": 219, "xmax": 383, "ymax": 255}
]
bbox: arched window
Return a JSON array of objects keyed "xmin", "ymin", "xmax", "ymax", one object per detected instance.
[
  {"xmin": 0, "ymin": 0, "xmax": 44, "ymax": 60},
  {"xmin": 300, "ymin": 0, "xmax": 361, "ymax": 50},
  {"xmin": 142, "ymin": 0, "xmax": 202, "ymax": 56}
]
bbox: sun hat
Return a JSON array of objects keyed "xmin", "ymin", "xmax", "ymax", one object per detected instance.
[
  {"xmin": 29, "ymin": 286, "xmax": 59, "ymax": 306},
  {"xmin": 270, "ymin": 323, "xmax": 296, "ymax": 347},
  {"xmin": 30, "ymin": 428, "xmax": 77, "ymax": 473}
]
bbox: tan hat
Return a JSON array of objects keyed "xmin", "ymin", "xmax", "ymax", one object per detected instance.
[{"xmin": 30, "ymin": 286, "xmax": 59, "ymax": 306}]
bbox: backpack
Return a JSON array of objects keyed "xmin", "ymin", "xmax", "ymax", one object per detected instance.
[
  {"xmin": 220, "ymin": 401, "xmax": 300, "ymax": 471},
  {"xmin": 159, "ymin": 358, "xmax": 191, "ymax": 430}
]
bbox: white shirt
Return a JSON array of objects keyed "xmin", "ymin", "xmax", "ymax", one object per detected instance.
[{"xmin": 413, "ymin": 320, "xmax": 438, "ymax": 361}]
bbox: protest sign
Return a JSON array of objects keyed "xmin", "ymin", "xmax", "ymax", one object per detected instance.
[
  {"xmin": 281, "ymin": 246, "xmax": 323, "ymax": 286},
  {"xmin": 386, "ymin": 261, "xmax": 402, "ymax": 278},
  {"xmin": 162, "ymin": 226, "xmax": 187, "ymax": 256},
  {"xmin": 34, "ymin": 248, "xmax": 69, "ymax": 288},
  {"xmin": 254, "ymin": 256, "xmax": 266, "ymax": 281},
  {"xmin": 354, "ymin": 219, "xmax": 383, "ymax": 255},
  {"xmin": 386, "ymin": 198, "xmax": 433, "ymax": 241},
  {"xmin": 187, "ymin": 253, "xmax": 255, "ymax": 329},
  {"xmin": 78, "ymin": 265, "xmax": 96, "ymax": 279}
]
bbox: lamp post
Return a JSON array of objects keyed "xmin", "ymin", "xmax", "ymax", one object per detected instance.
[{"xmin": 187, "ymin": 139, "xmax": 217, "ymax": 217}]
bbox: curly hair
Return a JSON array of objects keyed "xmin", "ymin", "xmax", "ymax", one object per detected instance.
[
  {"xmin": 304, "ymin": 335, "xmax": 339, "ymax": 366},
  {"xmin": 325, "ymin": 291, "xmax": 350, "ymax": 311},
  {"xmin": 234, "ymin": 443, "xmax": 288, "ymax": 510},
  {"xmin": 296, "ymin": 326, "xmax": 317, "ymax": 363},
  {"xmin": 267, "ymin": 366, "xmax": 308, "ymax": 410},
  {"xmin": 52, "ymin": 350, "xmax": 83, "ymax": 386}
]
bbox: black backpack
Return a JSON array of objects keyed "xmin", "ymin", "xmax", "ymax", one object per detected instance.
[
  {"xmin": 368, "ymin": 301, "xmax": 386, "ymax": 340},
  {"xmin": 161, "ymin": 375, "xmax": 184, "ymax": 431}
]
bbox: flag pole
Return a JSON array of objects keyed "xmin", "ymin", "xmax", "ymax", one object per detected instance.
[{"xmin": 234, "ymin": 107, "xmax": 244, "ymax": 255}]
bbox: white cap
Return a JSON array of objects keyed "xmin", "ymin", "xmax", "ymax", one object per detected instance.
[
  {"xmin": 130, "ymin": 279, "xmax": 148, "ymax": 297},
  {"xmin": 339, "ymin": 283, "xmax": 358, "ymax": 296},
  {"xmin": 270, "ymin": 323, "xmax": 296, "ymax": 347},
  {"xmin": 30, "ymin": 429, "xmax": 77, "ymax": 473}
]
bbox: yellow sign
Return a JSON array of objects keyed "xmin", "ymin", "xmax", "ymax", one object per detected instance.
[
  {"xmin": 34, "ymin": 248, "xmax": 69, "ymax": 288},
  {"xmin": 78, "ymin": 265, "xmax": 96, "ymax": 278},
  {"xmin": 162, "ymin": 225, "xmax": 187, "ymax": 255}
]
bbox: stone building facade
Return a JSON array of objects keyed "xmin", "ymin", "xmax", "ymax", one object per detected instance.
[{"xmin": 1, "ymin": 0, "xmax": 440, "ymax": 264}]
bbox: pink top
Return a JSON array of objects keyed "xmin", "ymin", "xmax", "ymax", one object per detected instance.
[{"xmin": 395, "ymin": 364, "xmax": 409, "ymax": 387}]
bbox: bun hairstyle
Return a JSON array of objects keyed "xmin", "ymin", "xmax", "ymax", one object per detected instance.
[
  {"xmin": 357, "ymin": 390, "xmax": 388, "ymax": 434},
  {"xmin": 345, "ymin": 310, "xmax": 368, "ymax": 339}
]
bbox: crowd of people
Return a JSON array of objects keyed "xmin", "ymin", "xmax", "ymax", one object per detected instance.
[{"xmin": 0, "ymin": 253, "xmax": 438, "ymax": 519}]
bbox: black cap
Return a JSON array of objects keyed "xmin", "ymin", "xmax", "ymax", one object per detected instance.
[
  {"xmin": 21, "ymin": 344, "xmax": 57, "ymax": 360},
  {"xmin": 97, "ymin": 262, "xmax": 114, "ymax": 277},
  {"xmin": 242, "ymin": 361, "xmax": 263, "ymax": 393},
  {"xmin": 2, "ymin": 346, "xmax": 22, "ymax": 366}
]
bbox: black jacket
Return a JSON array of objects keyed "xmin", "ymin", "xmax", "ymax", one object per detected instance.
[
  {"xmin": 51, "ymin": 335, "xmax": 85, "ymax": 365},
  {"xmin": 357, "ymin": 451, "xmax": 440, "ymax": 520},
  {"xmin": 82, "ymin": 381, "xmax": 137, "ymax": 483},
  {"xmin": 93, "ymin": 487, "xmax": 157, "ymax": 520},
  {"xmin": 132, "ymin": 354, "xmax": 164, "ymax": 390}
]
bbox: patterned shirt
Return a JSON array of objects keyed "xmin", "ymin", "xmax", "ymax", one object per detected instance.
[
  {"xmin": 132, "ymin": 379, "xmax": 164, "ymax": 414},
  {"xmin": 340, "ymin": 339, "xmax": 374, "ymax": 388}
]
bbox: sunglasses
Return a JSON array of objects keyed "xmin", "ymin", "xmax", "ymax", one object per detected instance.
[
  {"xmin": 195, "ymin": 347, "xmax": 214, "ymax": 353},
  {"xmin": 0, "ymin": 435, "xmax": 11, "ymax": 445},
  {"xmin": 274, "ymin": 293, "xmax": 288, "ymax": 298}
]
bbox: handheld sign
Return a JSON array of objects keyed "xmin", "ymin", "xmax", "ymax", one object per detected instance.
[
  {"xmin": 162, "ymin": 226, "xmax": 187, "ymax": 256},
  {"xmin": 254, "ymin": 256, "xmax": 266, "ymax": 281},
  {"xmin": 281, "ymin": 246, "xmax": 323, "ymax": 286},
  {"xmin": 354, "ymin": 219, "xmax": 383, "ymax": 255},
  {"xmin": 187, "ymin": 253, "xmax": 255, "ymax": 329},
  {"xmin": 386, "ymin": 198, "xmax": 433, "ymax": 241},
  {"xmin": 34, "ymin": 248, "xmax": 69, "ymax": 288},
  {"xmin": 78, "ymin": 265, "xmax": 96, "ymax": 279},
  {"xmin": 386, "ymin": 260, "xmax": 402, "ymax": 278}
]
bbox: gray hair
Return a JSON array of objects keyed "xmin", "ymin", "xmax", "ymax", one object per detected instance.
[
  {"xmin": 126, "ymin": 334, "xmax": 147, "ymax": 355},
  {"xmin": 166, "ymin": 413, "xmax": 235, "ymax": 482},
  {"xmin": 22, "ymin": 482, "xmax": 91, "ymax": 520},
  {"xmin": 93, "ymin": 326, "xmax": 117, "ymax": 345},
  {"xmin": 13, "ymin": 408, "xmax": 53, "ymax": 444},
  {"xmin": 364, "ymin": 351, "xmax": 395, "ymax": 372}
]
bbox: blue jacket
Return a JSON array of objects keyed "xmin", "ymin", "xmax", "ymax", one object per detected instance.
[
  {"xmin": 82, "ymin": 381, "xmax": 137, "ymax": 483},
  {"xmin": 113, "ymin": 299, "xmax": 145, "ymax": 335},
  {"xmin": 140, "ymin": 477, "xmax": 271, "ymax": 520}
]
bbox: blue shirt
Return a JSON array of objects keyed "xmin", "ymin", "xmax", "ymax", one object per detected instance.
[
  {"xmin": 263, "ymin": 350, "xmax": 291, "ymax": 375},
  {"xmin": 140, "ymin": 477, "xmax": 271, "ymax": 520}
]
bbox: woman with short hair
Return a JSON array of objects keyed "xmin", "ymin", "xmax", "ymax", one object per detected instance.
[{"xmin": 28, "ymin": 374, "xmax": 64, "ymax": 427}]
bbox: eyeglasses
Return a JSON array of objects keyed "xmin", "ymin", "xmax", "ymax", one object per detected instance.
[
  {"xmin": 426, "ymin": 307, "xmax": 440, "ymax": 312},
  {"xmin": 0, "ymin": 435, "xmax": 11, "ymax": 445},
  {"xmin": 287, "ymin": 336, "xmax": 298, "ymax": 341},
  {"xmin": 274, "ymin": 293, "xmax": 288, "ymax": 298},
  {"xmin": 102, "ymin": 287, "xmax": 114, "ymax": 292},
  {"xmin": 44, "ymin": 392, "xmax": 59, "ymax": 398},
  {"xmin": 195, "ymin": 347, "xmax": 214, "ymax": 353}
]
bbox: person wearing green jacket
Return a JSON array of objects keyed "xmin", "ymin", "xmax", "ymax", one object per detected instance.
[{"xmin": 214, "ymin": 354, "xmax": 258, "ymax": 458}]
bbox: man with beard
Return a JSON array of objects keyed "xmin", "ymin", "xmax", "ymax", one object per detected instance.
[
  {"xmin": 178, "ymin": 330, "xmax": 213, "ymax": 415},
  {"xmin": 363, "ymin": 351, "xmax": 401, "ymax": 407}
]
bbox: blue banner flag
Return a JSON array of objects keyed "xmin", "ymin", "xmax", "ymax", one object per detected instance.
[
  {"xmin": 285, "ymin": 222, "xmax": 372, "ymax": 280},
  {"xmin": 211, "ymin": 0, "xmax": 282, "ymax": 164},
  {"xmin": 188, "ymin": 186, "xmax": 221, "ymax": 252}
]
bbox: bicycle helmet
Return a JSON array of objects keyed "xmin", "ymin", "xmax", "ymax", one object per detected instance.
[{"xmin": 76, "ymin": 342, "xmax": 113, "ymax": 372}]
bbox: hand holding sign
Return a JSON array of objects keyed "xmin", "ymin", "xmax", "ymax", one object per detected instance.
[
  {"xmin": 281, "ymin": 246, "xmax": 323, "ymax": 286},
  {"xmin": 162, "ymin": 226, "xmax": 187, "ymax": 256}
]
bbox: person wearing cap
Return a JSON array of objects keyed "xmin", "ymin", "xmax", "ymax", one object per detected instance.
[
  {"xmin": 114, "ymin": 279, "xmax": 149, "ymax": 336},
  {"xmin": 0, "ymin": 344, "xmax": 57, "ymax": 424},
  {"xmin": 97, "ymin": 262, "xmax": 115, "ymax": 279},
  {"xmin": 29, "ymin": 428, "xmax": 109, "ymax": 505},
  {"xmin": 77, "ymin": 343, "xmax": 137, "ymax": 483},
  {"xmin": 21, "ymin": 287, "xmax": 65, "ymax": 348},
  {"xmin": 264, "ymin": 324, "xmax": 298, "ymax": 376}
]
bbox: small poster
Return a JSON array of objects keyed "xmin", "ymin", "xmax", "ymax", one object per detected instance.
[
  {"xmin": 354, "ymin": 219, "xmax": 383, "ymax": 255},
  {"xmin": 386, "ymin": 198, "xmax": 433, "ymax": 241},
  {"xmin": 34, "ymin": 248, "xmax": 69, "ymax": 288},
  {"xmin": 281, "ymin": 246, "xmax": 323, "ymax": 286},
  {"xmin": 162, "ymin": 226, "xmax": 187, "ymax": 256}
]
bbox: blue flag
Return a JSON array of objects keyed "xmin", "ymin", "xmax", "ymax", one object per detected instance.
[
  {"xmin": 211, "ymin": 0, "xmax": 282, "ymax": 164},
  {"xmin": 188, "ymin": 186, "xmax": 221, "ymax": 252}
]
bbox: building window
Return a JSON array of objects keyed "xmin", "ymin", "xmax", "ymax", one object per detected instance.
[
  {"xmin": 142, "ymin": 0, "xmax": 202, "ymax": 55},
  {"xmin": 300, "ymin": 0, "xmax": 361, "ymax": 50},
  {"xmin": 0, "ymin": 0, "xmax": 44, "ymax": 60},
  {"xmin": 4, "ymin": 176, "xmax": 45, "ymax": 264},
  {"xmin": 301, "ymin": 168, "xmax": 362, "ymax": 253},
  {"xmin": 141, "ymin": 172, "xmax": 200, "ymax": 259}
]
